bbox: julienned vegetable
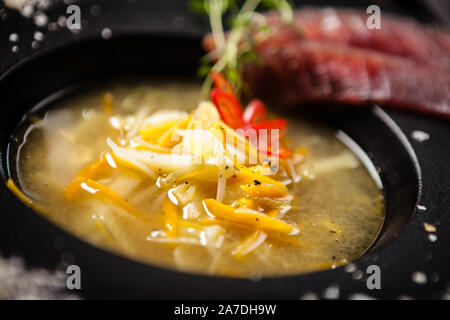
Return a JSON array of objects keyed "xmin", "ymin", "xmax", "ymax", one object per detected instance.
[
  {"xmin": 10, "ymin": 79, "xmax": 385, "ymax": 278},
  {"xmin": 55, "ymin": 74, "xmax": 303, "ymax": 262}
]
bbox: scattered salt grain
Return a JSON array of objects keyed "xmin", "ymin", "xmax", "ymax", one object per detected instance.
[
  {"xmin": 101, "ymin": 28, "xmax": 112, "ymax": 40},
  {"xmin": 412, "ymin": 271, "xmax": 427, "ymax": 284},
  {"xmin": 352, "ymin": 270, "xmax": 364, "ymax": 280},
  {"xmin": 57, "ymin": 15, "xmax": 67, "ymax": 28},
  {"xmin": 34, "ymin": 31, "xmax": 44, "ymax": 41},
  {"xmin": 9, "ymin": 33, "xmax": 20, "ymax": 42},
  {"xmin": 410, "ymin": 130, "xmax": 430, "ymax": 142},
  {"xmin": 33, "ymin": 11, "xmax": 48, "ymax": 27},
  {"xmin": 21, "ymin": 4, "xmax": 34, "ymax": 17},
  {"xmin": 344, "ymin": 263, "xmax": 357, "ymax": 273},
  {"xmin": 428, "ymin": 234, "xmax": 438, "ymax": 242},
  {"xmin": 323, "ymin": 284, "xmax": 340, "ymax": 299}
]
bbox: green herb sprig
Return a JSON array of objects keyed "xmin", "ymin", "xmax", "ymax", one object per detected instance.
[{"xmin": 195, "ymin": 0, "xmax": 293, "ymax": 98}]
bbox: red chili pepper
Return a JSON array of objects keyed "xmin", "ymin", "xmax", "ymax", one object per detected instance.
[
  {"xmin": 211, "ymin": 71, "xmax": 235, "ymax": 95},
  {"xmin": 260, "ymin": 145, "xmax": 292, "ymax": 159},
  {"xmin": 210, "ymin": 88, "xmax": 245, "ymax": 129},
  {"xmin": 210, "ymin": 72, "xmax": 291, "ymax": 158},
  {"xmin": 243, "ymin": 118, "xmax": 288, "ymax": 138},
  {"xmin": 242, "ymin": 99, "xmax": 267, "ymax": 124}
]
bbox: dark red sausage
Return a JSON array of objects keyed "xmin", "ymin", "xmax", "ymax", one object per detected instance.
[
  {"xmin": 264, "ymin": 8, "xmax": 450, "ymax": 71},
  {"xmin": 203, "ymin": 8, "xmax": 450, "ymax": 70},
  {"xmin": 202, "ymin": 8, "xmax": 450, "ymax": 119},
  {"xmin": 243, "ymin": 40, "xmax": 450, "ymax": 119}
]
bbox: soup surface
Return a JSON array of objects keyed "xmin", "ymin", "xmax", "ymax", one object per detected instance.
[{"xmin": 10, "ymin": 79, "xmax": 384, "ymax": 278}]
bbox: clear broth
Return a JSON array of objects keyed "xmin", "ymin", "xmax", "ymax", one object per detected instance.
[{"xmin": 11, "ymin": 79, "xmax": 384, "ymax": 278}]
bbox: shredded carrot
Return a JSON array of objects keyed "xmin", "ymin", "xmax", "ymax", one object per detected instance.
[
  {"xmin": 266, "ymin": 209, "xmax": 279, "ymax": 218},
  {"xmin": 178, "ymin": 219, "xmax": 203, "ymax": 230},
  {"xmin": 64, "ymin": 157, "xmax": 110, "ymax": 201},
  {"xmin": 237, "ymin": 197, "xmax": 257, "ymax": 210},
  {"xmin": 84, "ymin": 179, "xmax": 149, "ymax": 223},
  {"xmin": 200, "ymin": 217, "xmax": 254, "ymax": 232},
  {"xmin": 240, "ymin": 183, "xmax": 288, "ymax": 198},
  {"xmin": 232, "ymin": 164, "xmax": 287, "ymax": 191},
  {"xmin": 200, "ymin": 216, "xmax": 307, "ymax": 249},
  {"xmin": 163, "ymin": 197, "xmax": 179, "ymax": 238},
  {"xmin": 202, "ymin": 199, "xmax": 298, "ymax": 235}
]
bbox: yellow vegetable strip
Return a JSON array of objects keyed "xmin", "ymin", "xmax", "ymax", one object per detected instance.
[
  {"xmin": 200, "ymin": 217, "xmax": 254, "ymax": 232},
  {"xmin": 232, "ymin": 230, "xmax": 267, "ymax": 259},
  {"xmin": 210, "ymin": 121, "xmax": 259, "ymax": 162},
  {"xmin": 109, "ymin": 138, "xmax": 194, "ymax": 173},
  {"xmin": 266, "ymin": 209, "xmax": 279, "ymax": 217},
  {"xmin": 202, "ymin": 199, "xmax": 299, "ymax": 235},
  {"xmin": 107, "ymin": 138, "xmax": 157, "ymax": 178},
  {"xmin": 158, "ymin": 115, "xmax": 192, "ymax": 148},
  {"xmin": 131, "ymin": 140, "xmax": 172, "ymax": 153},
  {"xmin": 84, "ymin": 179, "xmax": 149, "ymax": 223},
  {"xmin": 139, "ymin": 120, "xmax": 179, "ymax": 143},
  {"xmin": 163, "ymin": 197, "xmax": 179, "ymax": 238},
  {"xmin": 232, "ymin": 164, "xmax": 288, "ymax": 191},
  {"xmin": 178, "ymin": 220, "xmax": 203, "ymax": 230},
  {"xmin": 200, "ymin": 216, "xmax": 306, "ymax": 247},
  {"xmin": 237, "ymin": 197, "xmax": 257, "ymax": 210},
  {"xmin": 64, "ymin": 157, "xmax": 110, "ymax": 200},
  {"xmin": 240, "ymin": 183, "xmax": 288, "ymax": 198}
]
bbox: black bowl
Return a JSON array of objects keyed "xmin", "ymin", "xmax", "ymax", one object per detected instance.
[{"xmin": 0, "ymin": 34, "xmax": 423, "ymax": 299}]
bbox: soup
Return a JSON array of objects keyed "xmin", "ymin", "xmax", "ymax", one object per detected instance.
[{"xmin": 8, "ymin": 79, "xmax": 384, "ymax": 278}]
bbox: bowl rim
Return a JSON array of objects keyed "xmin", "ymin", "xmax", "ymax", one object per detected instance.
[{"xmin": 0, "ymin": 35, "xmax": 424, "ymax": 299}]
